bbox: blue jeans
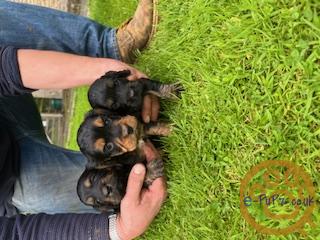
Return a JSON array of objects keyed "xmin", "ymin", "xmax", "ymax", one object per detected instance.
[
  {"xmin": 0, "ymin": 1, "xmax": 121, "ymax": 59},
  {"xmin": 0, "ymin": 95, "xmax": 96, "ymax": 214},
  {"xmin": 0, "ymin": 1, "xmax": 122, "ymax": 214}
]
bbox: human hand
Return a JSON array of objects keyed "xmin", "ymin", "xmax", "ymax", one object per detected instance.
[
  {"xmin": 116, "ymin": 142, "xmax": 167, "ymax": 240},
  {"xmin": 140, "ymin": 140, "xmax": 161, "ymax": 163}
]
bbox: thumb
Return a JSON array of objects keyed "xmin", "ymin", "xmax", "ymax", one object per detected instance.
[{"xmin": 124, "ymin": 164, "xmax": 146, "ymax": 203}]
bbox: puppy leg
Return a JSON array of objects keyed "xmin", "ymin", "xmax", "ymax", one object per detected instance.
[
  {"xmin": 144, "ymin": 122, "xmax": 172, "ymax": 136},
  {"xmin": 155, "ymin": 82, "xmax": 184, "ymax": 99},
  {"xmin": 140, "ymin": 79, "xmax": 183, "ymax": 99},
  {"xmin": 144, "ymin": 158, "xmax": 164, "ymax": 187}
]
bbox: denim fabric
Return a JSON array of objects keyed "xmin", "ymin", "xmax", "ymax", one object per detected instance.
[
  {"xmin": 0, "ymin": 1, "xmax": 121, "ymax": 60},
  {"xmin": 0, "ymin": 94, "xmax": 96, "ymax": 214},
  {"xmin": 0, "ymin": 0, "xmax": 121, "ymax": 214},
  {"xmin": 12, "ymin": 137, "xmax": 97, "ymax": 214}
]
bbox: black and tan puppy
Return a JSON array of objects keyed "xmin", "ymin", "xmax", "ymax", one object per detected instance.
[
  {"xmin": 88, "ymin": 70, "xmax": 182, "ymax": 115},
  {"xmin": 77, "ymin": 165, "xmax": 129, "ymax": 212},
  {"xmin": 76, "ymin": 150, "xmax": 163, "ymax": 212},
  {"xmin": 77, "ymin": 70, "xmax": 182, "ymax": 212},
  {"xmin": 77, "ymin": 108, "xmax": 170, "ymax": 168},
  {"xmin": 76, "ymin": 110, "xmax": 168, "ymax": 212}
]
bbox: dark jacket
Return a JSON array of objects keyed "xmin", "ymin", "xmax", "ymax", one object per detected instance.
[{"xmin": 0, "ymin": 46, "xmax": 110, "ymax": 240}]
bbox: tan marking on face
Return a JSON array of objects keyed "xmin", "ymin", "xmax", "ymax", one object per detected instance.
[
  {"xmin": 117, "ymin": 135, "xmax": 138, "ymax": 152},
  {"xmin": 112, "ymin": 116, "xmax": 139, "ymax": 153},
  {"xmin": 84, "ymin": 178, "xmax": 91, "ymax": 188},
  {"xmin": 94, "ymin": 138, "xmax": 106, "ymax": 152},
  {"xmin": 115, "ymin": 116, "xmax": 138, "ymax": 129},
  {"xmin": 93, "ymin": 117, "xmax": 104, "ymax": 127},
  {"xmin": 115, "ymin": 138, "xmax": 129, "ymax": 153},
  {"xmin": 86, "ymin": 197, "xmax": 94, "ymax": 205}
]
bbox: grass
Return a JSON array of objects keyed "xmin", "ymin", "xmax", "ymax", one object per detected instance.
[
  {"xmin": 67, "ymin": 0, "xmax": 320, "ymax": 239},
  {"xmin": 65, "ymin": 0, "xmax": 138, "ymax": 149}
]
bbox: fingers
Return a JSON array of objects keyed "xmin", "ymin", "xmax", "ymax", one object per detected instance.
[
  {"xmin": 148, "ymin": 177, "xmax": 167, "ymax": 204},
  {"xmin": 150, "ymin": 95, "xmax": 160, "ymax": 122},
  {"xmin": 149, "ymin": 176, "xmax": 166, "ymax": 192},
  {"xmin": 127, "ymin": 69, "xmax": 148, "ymax": 81},
  {"xmin": 142, "ymin": 95, "xmax": 152, "ymax": 123},
  {"xmin": 141, "ymin": 140, "xmax": 160, "ymax": 162},
  {"xmin": 124, "ymin": 164, "xmax": 146, "ymax": 203},
  {"xmin": 142, "ymin": 95, "xmax": 160, "ymax": 123}
]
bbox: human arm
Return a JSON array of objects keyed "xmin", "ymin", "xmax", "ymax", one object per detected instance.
[
  {"xmin": 0, "ymin": 213, "xmax": 110, "ymax": 240},
  {"xmin": 0, "ymin": 46, "xmax": 158, "ymax": 122},
  {"xmin": 17, "ymin": 49, "xmax": 146, "ymax": 89}
]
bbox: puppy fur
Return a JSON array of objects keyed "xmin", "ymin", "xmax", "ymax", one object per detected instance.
[
  {"xmin": 88, "ymin": 70, "xmax": 182, "ymax": 115},
  {"xmin": 77, "ymin": 70, "xmax": 181, "ymax": 212}
]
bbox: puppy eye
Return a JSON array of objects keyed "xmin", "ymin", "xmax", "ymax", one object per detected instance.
[{"xmin": 104, "ymin": 143, "xmax": 114, "ymax": 153}]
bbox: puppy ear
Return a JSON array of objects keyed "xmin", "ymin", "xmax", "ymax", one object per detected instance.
[
  {"xmin": 76, "ymin": 169, "xmax": 90, "ymax": 204},
  {"xmin": 103, "ymin": 70, "xmax": 131, "ymax": 79},
  {"xmin": 84, "ymin": 109, "xmax": 98, "ymax": 119}
]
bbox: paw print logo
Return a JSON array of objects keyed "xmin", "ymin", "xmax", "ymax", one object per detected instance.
[{"xmin": 240, "ymin": 160, "xmax": 316, "ymax": 235}]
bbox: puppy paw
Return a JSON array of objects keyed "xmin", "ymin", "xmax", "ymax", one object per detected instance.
[
  {"xmin": 159, "ymin": 82, "xmax": 184, "ymax": 99},
  {"xmin": 145, "ymin": 122, "xmax": 172, "ymax": 136},
  {"xmin": 144, "ymin": 158, "xmax": 164, "ymax": 187}
]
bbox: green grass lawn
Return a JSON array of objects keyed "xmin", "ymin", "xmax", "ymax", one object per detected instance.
[{"xmin": 67, "ymin": 0, "xmax": 320, "ymax": 239}]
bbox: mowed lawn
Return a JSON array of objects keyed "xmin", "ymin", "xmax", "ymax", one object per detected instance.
[{"xmin": 66, "ymin": 0, "xmax": 320, "ymax": 239}]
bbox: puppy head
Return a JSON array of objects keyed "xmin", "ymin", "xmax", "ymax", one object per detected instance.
[
  {"xmin": 88, "ymin": 70, "xmax": 144, "ymax": 112},
  {"xmin": 77, "ymin": 110, "xmax": 140, "ymax": 164},
  {"xmin": 77, "ymin": 166, "xmax": 128, "ymax": 210}
]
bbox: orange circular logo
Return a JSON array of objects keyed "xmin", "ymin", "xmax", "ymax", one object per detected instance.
[{"xmin": 240, "ymin": 160, "xmax": 316, "ymax": 235}]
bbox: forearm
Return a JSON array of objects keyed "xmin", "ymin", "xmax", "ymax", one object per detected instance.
[
  {"xmin": 17, "ymin": 49, "xmax": 123, "ymax": 90},
  {"xmin": 0, "ymin": 213, "xmax": 110, "ymax": 240}
]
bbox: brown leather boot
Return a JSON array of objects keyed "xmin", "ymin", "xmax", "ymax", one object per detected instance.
[{"xmin": 116, "ymin": 0, "xmax": 158, "ymax": 64}]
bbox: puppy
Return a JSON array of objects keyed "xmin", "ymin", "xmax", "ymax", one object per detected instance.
[
  {"xmin": 77, "ymin": 165, "xmax": 128, "ymax": 212},
  {"xmin": 77, "ymin": 108, "xmax": 170, "ymax": 167},
  {"xmin": 76, "ymin": 150, "xmax": 164, "ymax": 212},
  {"xmin": 88, "ymin": 70, "xmax": 182, "ymax": 115},
  {"xmin": 77, "ymin": 70, "xmax": 181, "ymax": 211},
  {"xmin": 76, "ymin": 109, "xmax": 168, "ymax": 212}
]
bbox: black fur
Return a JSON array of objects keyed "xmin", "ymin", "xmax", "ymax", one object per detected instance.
[{"xmin": 77, "ymin": 71, "xmax": 182, "ymax": 212}]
